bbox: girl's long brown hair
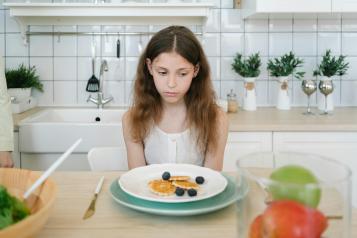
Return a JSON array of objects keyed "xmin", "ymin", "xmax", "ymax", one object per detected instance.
[{"xmin": 129, "ymin": 25, "xmax": 219, "ymax": 154}]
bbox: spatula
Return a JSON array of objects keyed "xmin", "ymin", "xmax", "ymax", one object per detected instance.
[{"xmin": 86, "ymin": 42, "xmax": 99, "ymax": 92}]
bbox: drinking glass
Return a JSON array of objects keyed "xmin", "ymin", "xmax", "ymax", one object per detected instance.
[
  {"xmin": 318, "ymin": 80, "xmax": 334, "ymax": 115},
  {"xmin": 236, "ymin": 152, "xmax": 351, "ymax": 238},
  {"xmin": 301, "ymin": 79, "xmax": 317, "ymax": 115}
]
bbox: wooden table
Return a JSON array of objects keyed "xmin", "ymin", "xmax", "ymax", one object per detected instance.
[{"xmin": 37, "ymin": 172, "xmax": 357, "ymax": 238}]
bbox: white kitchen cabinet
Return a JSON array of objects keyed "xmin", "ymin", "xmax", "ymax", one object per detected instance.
[
  {"xmin": 273, "ymin": 132, "xmax": 357, "ymax": 207},
  {"xmin": 241, "ymin": 0, "xmax": 331, "ymax": 19},
  {"xmin": 12, "ymin": 132, "xmax": 20, "ymax": 168},
  {"xmin": 242, "ymin": 0, "xmax": 357, "ymax": 19},
  {"xmin": 21, "ymin": 153, "xmax": 90, "ymax": 171},
  {"xmin": 332, "ymin": 0, "xmax": 357, "ymax": 12},
  {"xmin": 223, "ymin": 132, "xmax": 272, "ymax": 171}
]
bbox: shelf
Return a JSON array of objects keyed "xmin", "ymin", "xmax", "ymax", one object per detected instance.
[
  {"xmin": 4, "ymin": 2, "xmax": 213, "ymax": 42},
  {"xmin": 241, "ymin": 0, "xmax": 332, "ymax": 19}
]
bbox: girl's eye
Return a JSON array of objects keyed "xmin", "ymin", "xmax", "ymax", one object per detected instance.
[
  {"xmin": 179, "ymin": 73, "xmax": 188, "ymax": 77},
  {"xmin": 158, "ymin": 71, "xmax": 167, "ymax": 76}
]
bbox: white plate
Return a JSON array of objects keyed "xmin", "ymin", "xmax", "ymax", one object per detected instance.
[{"xmin": 118, "ymin": 164, "xmax": 228, "ymax": 203}]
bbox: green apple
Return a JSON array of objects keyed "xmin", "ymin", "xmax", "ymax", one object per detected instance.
[{"xmin": 269, "ymin": 165, "xmax": 321, "ymax": 208}]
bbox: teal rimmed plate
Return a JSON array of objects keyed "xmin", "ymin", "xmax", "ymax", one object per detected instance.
[
  {"xmin": 119, "ymin": 164, "xmax": 228, "ymax": 203},
  {"xmin": 110, "ymin": 174, "xmax": 248, "ymax": 216}
]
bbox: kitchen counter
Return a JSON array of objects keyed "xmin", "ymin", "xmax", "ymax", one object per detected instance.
[
  {"xmin": 13, "ymin": 107, "xmax": 357, "ymax": 132},
  {"xmin": 227, "ymin": 107, "xmax": 357, "ymax": 131},
  {"xmin": 36, "ymin": 171, "xmax": 357, "ymax": 238},
  {"xmin": 12, "ymin": 107, "xmax": 42, "ymax": 131}
]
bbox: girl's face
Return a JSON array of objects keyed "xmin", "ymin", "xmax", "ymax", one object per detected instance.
[{"xmin": 146, "ymin": 51, "xmax": 199, "ymax": 105}]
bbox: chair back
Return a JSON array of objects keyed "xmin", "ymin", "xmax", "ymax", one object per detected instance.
[{"xmin": 87, "ymin": 147, "xmax": 128, "ymax": 171}]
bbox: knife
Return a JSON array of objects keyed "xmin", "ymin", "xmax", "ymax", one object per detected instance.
[{"xmin": 83, "ymin": 176, "xmax": 105, "ymax": 220}]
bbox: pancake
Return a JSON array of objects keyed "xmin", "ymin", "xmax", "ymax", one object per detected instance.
[
  {"xmin": 172, "ymin": 180, "xmax": 200, "ymax": 190},
  {"xmin": 148, "ymin": 179, "xmax": 176, "ymax": 196},
  {"xmin": 168, "ymin": 176, "xmax": 191, "ymax": 181}
]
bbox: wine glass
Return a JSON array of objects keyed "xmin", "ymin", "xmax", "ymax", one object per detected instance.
[
  {"xmin": 301, "ymin": 79, "xmax": 317, "ymax": 115},
  {"xmin": 318, "ymin": 80, "xmax": 334, "ymax": 115}
]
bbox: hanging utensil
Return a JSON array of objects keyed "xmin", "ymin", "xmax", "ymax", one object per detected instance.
[
  {"xmin": 116, "ymin": 37, "xmax": 120, "ymax": 58},
  {"xmin": 86, "ymin": 40, "xmax": 100, "ymax": 92},
  {"xmin": 138, "ymin": 34, "xmax": 143, "ymax": 53}
]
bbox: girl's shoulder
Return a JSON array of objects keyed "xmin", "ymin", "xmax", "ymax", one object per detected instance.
[
  {"xmin": 122, "ymin": 109, "xmax": 134, "ymax": 128},
  {"xmin": 216, "ymin": 106, "xmax": 228, "ymax": 120},
  {"xmin": 215, "ymin": 106, "xmax": 229, "ymax": 129},
  {"xmin": 122, "ymin": 110, "xmax": 130, "ymax": 123}
]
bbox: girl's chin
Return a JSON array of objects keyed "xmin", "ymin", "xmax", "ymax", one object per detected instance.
[{"xmin": 162, "ymin": 96, "xmax": 184, "ymax": 105}]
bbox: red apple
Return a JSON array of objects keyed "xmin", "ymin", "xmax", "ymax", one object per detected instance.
[
  {"xmin": 249, "ymin": 215, "xmax": 263, "ymax": 238},
  {"xmin": 249, "ymin": 200, "xmax": 328, "ymax": 238},
  {"xmin": 263, "ymin": 200, "xmax": 328, "ymax": 238}
]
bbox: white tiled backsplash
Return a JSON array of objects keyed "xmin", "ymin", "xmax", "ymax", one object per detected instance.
[{"xmin": 1, "ymin": 0, "xmax": 357, "ymax": 107}]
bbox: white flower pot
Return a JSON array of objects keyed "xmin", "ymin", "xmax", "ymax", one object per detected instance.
[
  {"xmin": 243, "ymin": 77, "xmax": 257, "ymax": 111},
  {"xmin": 318, "ymin": 77, "xmax": 334, "ymax": 112},
  {"xmin": 276, "ymin": 76, "xmax": 290, "ymax": 110},
  {"xmin": 7, "ymin": 88, "xmax": 32, "ymax": 101}
]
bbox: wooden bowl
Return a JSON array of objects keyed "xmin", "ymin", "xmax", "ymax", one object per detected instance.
[{"xmin": 0, "ymin": 168, "xmax": 57, "ymax": 238}]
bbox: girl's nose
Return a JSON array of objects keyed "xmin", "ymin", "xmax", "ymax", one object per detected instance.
[{"xmin": 167, "ymin": 75, "xmax": 177, "ymax": 88}]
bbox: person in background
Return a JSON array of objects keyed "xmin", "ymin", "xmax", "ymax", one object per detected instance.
[
  {"xmin": 0, "ymin": 54, "xmax": 14, "ymax": 168},
  {"xmin": 123, "ymin": 26, "xmax": 228, "ymax": 171}
]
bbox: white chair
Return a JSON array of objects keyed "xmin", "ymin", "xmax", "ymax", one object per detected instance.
[{"xmin": 87, "ymin": 147, "xmax": 128, "ymax": 171}]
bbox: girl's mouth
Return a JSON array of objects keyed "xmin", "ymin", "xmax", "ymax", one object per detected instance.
[{"xmin": 164, "ymin": 92, "xmax": 178, "ymax": 97}]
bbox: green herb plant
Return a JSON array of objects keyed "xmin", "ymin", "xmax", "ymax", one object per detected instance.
[
  {"xmin": 0, "ymin": 185, "xmax": 30, "ymax": 230},
  {"xmin": 313, "ymin": 49, "xmax": 349, "ymax": 78},
  {"xmin": 267, "ymin": 51, "xmax": 305, "ymax": 80},
  {"xmin": 5, "ymin": 64, "xmax": 43, "ymax": 92},
  {"xmin": 232, "ymin": 53, "xmax": 262, "ymax": 78}
]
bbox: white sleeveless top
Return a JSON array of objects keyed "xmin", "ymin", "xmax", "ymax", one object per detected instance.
[{"xmin": 144, "ymin": 126, "xmax": 204, "ymax": 166}]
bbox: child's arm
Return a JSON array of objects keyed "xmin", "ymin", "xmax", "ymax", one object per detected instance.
[
  {"xmin": 204, "ymin": 109, "xmax": 229, "ymax": 171},
  {"xmin": 122, "ymin": 111, "xmax": 147, "ymax": 169}
]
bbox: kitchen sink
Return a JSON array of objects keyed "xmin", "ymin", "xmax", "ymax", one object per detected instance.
[
  {"xmin": 19, "ymin": 108, "xmax": 127, "ymax": 153},
  {"xmin": 22, "ymin": 108, "xmax": 126, "ymax": 123}
]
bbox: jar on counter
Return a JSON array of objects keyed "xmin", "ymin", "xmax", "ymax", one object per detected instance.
[{"xmin": 227, "ymin": 89, "xmax": 238, "ymax": 113}]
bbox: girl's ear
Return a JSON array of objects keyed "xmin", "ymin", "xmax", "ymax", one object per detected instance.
[
  {"xmin": 193, "ymin": 64, "xmax": 200, "ymax": 78},
  {"xmin": 146, "ymin": 58, "xmax": 153, "ymax": 75}
]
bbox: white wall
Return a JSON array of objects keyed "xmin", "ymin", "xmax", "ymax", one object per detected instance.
[{"xmin": 1, "ymin": 0, "xmax": 357, "ymax": 107}]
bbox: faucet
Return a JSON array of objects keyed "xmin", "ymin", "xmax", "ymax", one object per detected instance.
[{"xmin": 87, "ymin": 59, "xmax": 113, "ymax": 109}]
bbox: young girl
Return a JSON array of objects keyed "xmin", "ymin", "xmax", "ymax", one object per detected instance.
[{"xmin": 122, "ymin": 26, "xmax": 228, "ymax": 171}]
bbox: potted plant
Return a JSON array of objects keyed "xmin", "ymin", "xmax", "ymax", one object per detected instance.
[
  {"xmin": 267, "ymin": 52, "xmax": 305, "ymax": 110},
  {"xmin": 232, "ymin": 53, "xmax": 261, "ymax": 111},
  {"xmin": 313, "ymin": 49, "xmax": 349, "ymax": 113},
  {"xmin": 5, "ymin": 64, "xmax": 43, "ymax": 101}
]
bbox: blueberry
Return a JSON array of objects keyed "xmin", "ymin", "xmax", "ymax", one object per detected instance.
[
  {"xmin": 195, "ymin": 176, "xmax": 205, "ymax": 184},
  {"xmin": 162, "ymin": 171, "xmax": 171, "ymax": 180},
  {"xmin": 187, "ymin": 189, "xmax": 197, "ymax": 197},
  {"xmin": 175, "ymin": 187, "xmax": 185, "ymax": 196}
]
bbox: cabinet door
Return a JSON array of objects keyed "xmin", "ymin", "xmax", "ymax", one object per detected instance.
[
  {"xmin": 223, "ymin": 132, "xmax": 272, "ymax": 171},
  {"xmin": 332, "ymin": 0, "xmax": 357, "ymax": 12},
  {"xmin": 273, "ymin": 132, "xmax": 357, "ymax": 207},
  {"xmin": 249, "ymin": 0, "xmax": 331, "ymax": 13},
  {"xmin": 21, "ymin": 153, "xmax": 90, "ymax": 171},
  {"xmin": 12, "ymin": 132, "xmax": 20, "ymax": 168}
]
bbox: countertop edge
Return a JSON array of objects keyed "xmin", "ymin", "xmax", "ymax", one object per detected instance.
[{"xmin": 13, "ymin": 107, "xmax": 357, "ymax": 132}]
